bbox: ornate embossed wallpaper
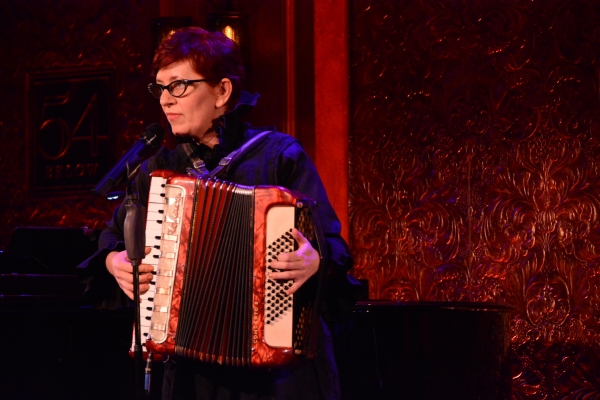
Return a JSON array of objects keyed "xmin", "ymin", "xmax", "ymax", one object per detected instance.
[
  {"xmin": 0, "ymin": 0, "xmax": 288, "ymax": 253},
  {"xmin": 0, "ymin": 0, "xmax": 161, "ymax": 250},
  {"xmin": 349, "ymin": 0, "xmax": 600, "ymax": 398}
]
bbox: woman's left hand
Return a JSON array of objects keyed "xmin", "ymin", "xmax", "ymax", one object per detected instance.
[{"xmin": 269, "ymin": 228, "xmax": 320, "ymax": 295}]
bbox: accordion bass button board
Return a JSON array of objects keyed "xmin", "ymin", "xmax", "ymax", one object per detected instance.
[{"xmin": 264, "ymin": 205, "xmax": 295, "ymax": 348}]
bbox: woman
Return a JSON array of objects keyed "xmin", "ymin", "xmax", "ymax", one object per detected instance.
[{"xmin": 78, "ymin": 27, "xmax": 353, "ymax": 399}]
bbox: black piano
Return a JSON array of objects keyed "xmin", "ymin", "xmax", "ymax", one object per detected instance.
[
  {"xmin": 0, "ymin": 227, "xmax": 147, "ymax": 400},
  {"xmin": 332, "ymin": 300, "xmax": 512, "ymax": 399}
]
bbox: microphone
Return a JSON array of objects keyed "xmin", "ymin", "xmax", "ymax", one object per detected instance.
[{"xmin": 92, "ymin": 123, "xmax": 165, "ymax": 196}]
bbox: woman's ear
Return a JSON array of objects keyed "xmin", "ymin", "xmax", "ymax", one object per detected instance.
[{"xmin": 215, "ymin": 78, "xmax": 233, "ymax": 109}]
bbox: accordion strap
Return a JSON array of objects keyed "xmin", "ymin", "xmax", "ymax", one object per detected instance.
[
  {"xmin": 184, "ymin": 130, "xmax": 273, "ymax": 179},
  {"xmin": 182, "ymin": 144, "xmax": 210, "ymax": 176},
  {"xmin": 209, "ymin": 130, "xmax": 272, "ymax": 179}
]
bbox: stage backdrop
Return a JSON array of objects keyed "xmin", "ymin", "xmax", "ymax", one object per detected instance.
[
  {"xmin": 0, "ymin": 0, "xmax": 161, "ymax": 250},
  {"xmin": 349, "ymin": 0, "xmax": 600, "ymax": 398},
  {"xmin": 0, "ymin": 0, "xmax": 289, "ymax": 252}
]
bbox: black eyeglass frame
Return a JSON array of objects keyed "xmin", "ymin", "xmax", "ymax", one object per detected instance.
[{"xmin": 147, "ymin": 79, "xmax": 210, "ymax": 99}]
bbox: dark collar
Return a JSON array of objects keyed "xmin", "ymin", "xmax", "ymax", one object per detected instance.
[
  {"xmin": 215, "ymin": 92, "xmax": 259, "ymax": 154},
  {"xmin": 174, "ymin": 92, "xmax": 259, "ymax": 170}
]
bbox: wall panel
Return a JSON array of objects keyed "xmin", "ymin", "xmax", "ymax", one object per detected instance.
[
  {"xmin": 0, "ymin": 0, "xmax": 160, "ymax": 251},
  {"xmin": 349, "ymin": 0, "xmax": 600, "ymax": 397}
]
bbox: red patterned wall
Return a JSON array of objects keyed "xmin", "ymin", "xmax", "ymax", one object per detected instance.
[
  {"xmin": 0, "ymin": 0, "xmax": 161, "ymax": 250},
  {"xmin": 349, "ymin": 0, "xmax": 600, "ymax": 398},
  {"xmin": 0, "ymin": 0, "xmax": 288, "ymax": 253}
]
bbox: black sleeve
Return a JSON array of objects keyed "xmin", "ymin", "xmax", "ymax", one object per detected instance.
[
  {"xmin": 75, "ymin": 154, "xmax": 156, "ymax": 309},
  {"xmin": 276, "ymin": 141, "xmax": 363, "ymax": 320},
  {"xmin": 75, "ymin": 200, "xmax": 130, "ymax": 309}
]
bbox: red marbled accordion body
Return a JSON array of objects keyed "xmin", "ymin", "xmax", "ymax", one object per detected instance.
[{"xmin": 144, "ymin": 171, "xmax": 319, "ymax": 368}]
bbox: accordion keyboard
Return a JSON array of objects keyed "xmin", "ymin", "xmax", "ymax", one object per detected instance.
[{"xmin": 130, "ymin": 175, "xmax": 168, "ymax": 355}]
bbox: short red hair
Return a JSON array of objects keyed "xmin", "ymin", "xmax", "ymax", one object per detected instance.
[{"xmin": 152, "ymin": 27, "xmax": 245, "ymax": 109}]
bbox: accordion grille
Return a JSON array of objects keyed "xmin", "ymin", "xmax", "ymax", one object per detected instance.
[{"xmin": 176, "ymin": 180, "xmax": 255, "ymax": 366}]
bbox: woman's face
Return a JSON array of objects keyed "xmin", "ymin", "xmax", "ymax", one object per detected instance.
[{"xmin": 155, "ymin": 60, "xmax": 227, "ymax": 146}]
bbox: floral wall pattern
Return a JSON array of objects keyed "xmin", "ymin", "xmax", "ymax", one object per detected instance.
[
  {"xmin": 0, "ymin": 0, "xmax": 160, "ymax": 251},
  {"xmin": 349, "ymin": 0, "xmax": 600, "ymax": 397},
  {"xmin": 0, "ymin": 0, "xmax": 288, "ymax": 254}
]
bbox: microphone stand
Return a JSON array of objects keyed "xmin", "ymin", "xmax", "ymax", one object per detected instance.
[{"xmin": 123, "ymin": 163, "xmax": 147, "ymax": 400}]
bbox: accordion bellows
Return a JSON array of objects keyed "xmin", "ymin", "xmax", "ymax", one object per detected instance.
[{"xmin": 139, "ymin": 170, "xmax": 322, "ymax": 368}]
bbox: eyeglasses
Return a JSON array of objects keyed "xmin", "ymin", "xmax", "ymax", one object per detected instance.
[{"xmin": 147, "ymin": 79, "xmax": 209, "ymax": 99}]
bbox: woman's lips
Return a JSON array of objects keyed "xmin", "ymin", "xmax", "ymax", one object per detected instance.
[{"xmin": 166, "ymin": 113, "xmax": 181, "ymax": 121}]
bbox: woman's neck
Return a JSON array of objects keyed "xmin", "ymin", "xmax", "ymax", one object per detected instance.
[{"xmin": 194, "ymin": 131, "xmax": 219, "ymax": 148}]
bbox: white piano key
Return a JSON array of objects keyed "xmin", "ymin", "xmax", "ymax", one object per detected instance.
[
  {"xmin": 141, "ymin": 307, "xmax": 153, "ymax": 319},
  {"xmin": 147, "ymin": 210, "xmax": 163, "ymax": 222},
  {"xmin": 147, "ymin": 202, "xmax": 164, "ymax": 213},
  {"xmin": 142, "ymin": 258, "xmax": 158, "ymax": 267},
  {"xmin": 149, "ymin": 178, "xmax": 167, "ymax": 194},
  {"xmin": 142, "ymin": 250, "xmax": 161, "ymax": 267},
  {"xmin": 145, "ymin": 235, "xmax": 162, "ymax": 249},
  {"xmin": 149, "ymin": 246, "xmax": 161, "ymax": 259},
  {"xmin": 149, "ymin": 192, "xmax": 165, "ymax": 204},
  {"xmin": 145, "ymin": 223, "xmax": 161, "ymax": 235},
  {"xmin": 146, "ymin": 234, "xmax": 163, "ymax": 249}
]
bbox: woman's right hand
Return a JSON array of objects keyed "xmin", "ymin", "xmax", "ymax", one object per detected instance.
[{"xmin": 106, "ymin": 249, "xmax": 154, "ymax": 301}]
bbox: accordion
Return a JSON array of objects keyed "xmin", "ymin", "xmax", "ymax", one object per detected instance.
[{"xmin": 135, "ymin": 170, "xmax": 325, "ymax": 368}]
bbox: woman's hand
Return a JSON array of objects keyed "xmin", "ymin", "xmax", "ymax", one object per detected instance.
[
  {"xmin": 105, "ymin": 248, "xmax": 154, "ymax": 301},
  {"xmin": 269, "ymin": 228, "xmax": 320, "ymax": 295}
]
